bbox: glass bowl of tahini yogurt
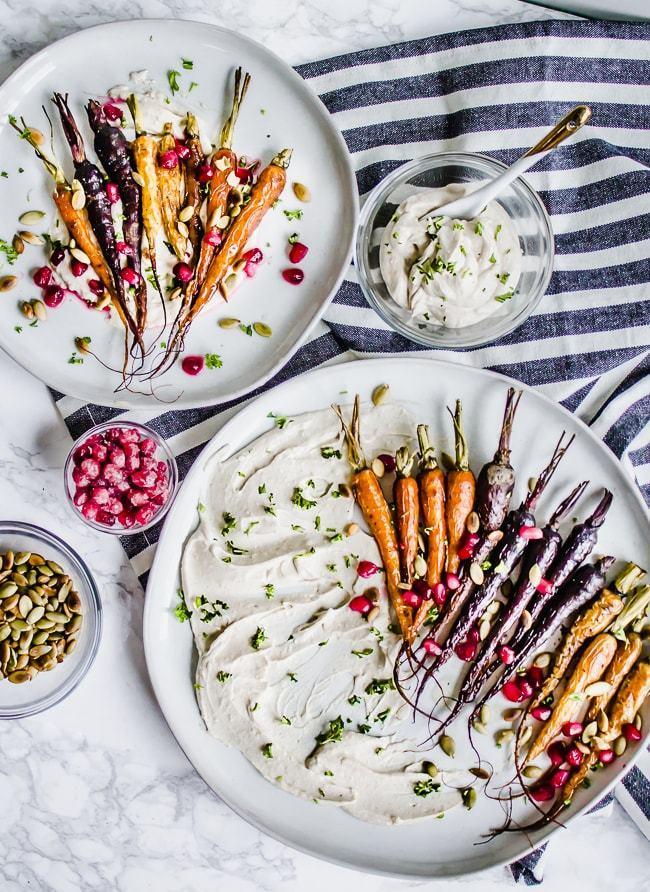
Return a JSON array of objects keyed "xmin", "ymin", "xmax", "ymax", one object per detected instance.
[{"xmin": 355, "ymin": 152, "xmax": 554, "ymax": 348}]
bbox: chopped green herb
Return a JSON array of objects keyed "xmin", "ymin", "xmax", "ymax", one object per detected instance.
[
  {"xmin": 225, "ymin": 540, "xmax": 248, "ymax": 556},
  {"xmin": 174, "ymin": 588, "xmax": 191, "ymax": 623},
  {"xmin": 182, "ymin": 58, "xmax": 193, "ymax": 69},
  {"xmin": 68, "ymin": 352, "xmax": 84, "ymax": 365},
  {"xmin": 261, "ymin": 743, "xmax": 273, "ymax": 759},
  {"xmin": 291, "ymin": 524, "xmax": 304, "ymax": 532},
  {"xmin": 495, "ymin": 289, "xmax": 515, "ymax": 303},
  {"xmin": 268, "ymin": 411, "xmax": 292, "ymax": 429},
  {"xmin": 216, "ymin": 671, "xmax": 231, "ymax": 683},
  {"xmin": 167, "ymin": 69, "xmax": 181, "ymax": 94},
  {"xmin": 375, "ymin": 708, "xmax": 390, "ymax": 723},
  {"xmin": 315, "ymin": 716, "xmax": 344, "ymax": 746},
  {"xmin": 320, "ymin": 446, "xmax": 342, "ymax": 459},
  {"xmin": 251, "ymin": 626, "xmax": 267, "ymax": 650},
  {"xmin": 357, "ymin": 723, "xmax": 371, "ymax": 734},
  {"xmin": 413, "ymin": 778, "xmax": 440, "ymax": 797},
  {"xmin": 258, "ymin": 483, "xmax": 267, "ymax": 494},
  {"xmin": 264, "ymin": 583, "xmax": 275, "ymax": 599},
  {"xmin": 287, "ymin": 672, "xmax": 298, "ymax": 682},
  {"xmin": 291, "ymin": 487, "xmax": 317, "ymax": 510},
  {"xmin": 495, "ymin": 224, "xmax": 502, "ymax": 240},
  {"xmin": 488, "ymin": 253, "xmax": 496, "ymax": 264},
  {"xmin": 0, "ymin": 239, "xmax": 18, "ymax": 265},
  {"xmin": 14, "ymin": 326, "xmax": 22, "ymax": 333},
  {"xmin": 452, "ymin": 221, "xmax": 464, "ymax": 231},
  {"xmin": 194, "ymin": 595, "xmax": 229, "ymax": 622},
  {"xmin": 205, "ymin": 353, "xmax": 223, "ymax": 369},
  {"xmin": 240, "ymin": 323, "xmax": 253, "ymax": 336},
  {"xmin": 351, "ymin": 647, "xmax": 373, "ymax": 659},
  {"xmin": 283, "ymin": 208, "xmax": 303, "ymax": 221},
  {"xmin": 365, "ymin": 678, "xmax": 395, "ymax": 695},
  {"xmin": 288, "ymin": 232, "xmax": 300, "ymax": 244},
  {"xmin": 474, "ymin": 221, "xmax": 484, "ymax": 236},
  {"xmin": 189, "ymin": 81, "xmax": 199, "ymax": 92},
  {"xmin": 497, "ymin": 272, "xmax": 510, "ymax": 285},
  {"xmin": 318, "ymin": 640, "xmax": 328, "ymax": 647},
  {"xmin": 347, "ymin": 694, "xmax": 361, "ymax": 706},
  {"xmin": 244, "ymin": 521, "xmax": 260, "ymax": 534},
  {"xmin": 280, "ymin": 715, "xmax": 292, "ymax": 725},
  {"xmin": 221, "ymin": 512, "xmax": 236, "ymax": 535}
]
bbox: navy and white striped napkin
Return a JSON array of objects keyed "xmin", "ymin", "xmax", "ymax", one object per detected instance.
[{"xmin": 51, "ymin": 18, "xmax": 650, "ymax": 884}]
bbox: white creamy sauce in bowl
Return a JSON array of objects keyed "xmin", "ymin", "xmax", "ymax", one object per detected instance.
[
  {"xmin": 181, "ymin": 405, "xmax": 472, "ymax": 824},
  {"xmin": 379, "ymin": 185, "xmax": 522, "ymax": 328}
]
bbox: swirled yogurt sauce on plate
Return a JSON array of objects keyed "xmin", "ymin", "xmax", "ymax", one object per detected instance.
[
  {"xmin": 379, "ymin": 185, "xmax": 522, "ymax": 328},
  {"xmin": 181, "ymin": 405, "xmax": 472, "ymax": 824}
]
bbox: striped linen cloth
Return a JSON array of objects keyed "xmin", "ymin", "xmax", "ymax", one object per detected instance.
[{"xmin": 51, "ymin": 18, "xmax": 650, "ymax": 884}]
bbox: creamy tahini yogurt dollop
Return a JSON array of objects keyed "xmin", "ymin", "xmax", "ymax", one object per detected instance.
[
  {"xmin": 181, "ymin": 405, "xmax": 472, "ymax": 824},
  {"xmin": 379, "ymin": 185, "xmax": 522, "ymax": 328}
]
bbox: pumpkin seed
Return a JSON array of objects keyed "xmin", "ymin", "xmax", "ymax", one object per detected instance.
[
  {"xmin": 71, "ymin": 189, "xmax": 86, "ymax": 210},
  {"xmin": 584, "ymin": 681, "xmax": 611, "ymax": 698},
  {"xmin": 0, "ymin": 626, "xmax": 10, "ymax": 642},
  {"xmin": 10, "ymin": 619, "xmax": 30, "ymax": 632},
  {"xmin": 65, "ymin": 638, "xmax": 78, "ymax": 656},
  {"xmin": 18, "ymin": 231, "xmax": 45, "ymax": 246},
  {"xmin": 345, "ymin": 522, "xmax": 359, "ymax": 537},
  {"xmin": 216, "ymin": 214, "xmax": 230, "ymax": 229},
  {"xmin": 218, "ymin": 317, "xmax": 241, "ymax": 329},
  {"xmin": 0, "ymin": 276, "xmax": 18, "ymax": 292},
  {"xmin": 18, "ymin": 595, "xmax": 32, "ymax": 618},
  {"xmin": 423, "ymin": 761, "xmax": 438, "ymax": 778},
  {"xmin": 8, "ymin": 669, "xmax": 33, "ymax": 684},
  {"xmin": 366, "ymin": 606, "xmax": 379, "ymax": 624},
  {"xmin": 479, "ymin": 704, "xmax": 491, "ymax": 725},
  {"xmin": 523, "ymin": 765, "xmax": 543, "ymax": 780},
  {"xmin": 533, "ymin": 652, "xmax": 551, "ymax": 669},
  {"xmin": 292, "ymin": 182, "xmax": 311, "ymax": 202},
  {"xmin": 31, "ymin": 630, "xmax": 49, "ymax": 646},
  {"xmin": 372, "ymin": 383, "xmax": 389, "ymax": 406},
  {"xmin": 31, "ymin": 299, "xmax": 47, "ymax": 321},
  {"xmin": 462, "ymin": 787, "xmax": 477, "ymax": 810},
  {"xmin": 70, "ymin": 246, "xmax": 90, "ymax": 265},
  {"xmin": 11, "ymin": 572, "xmax": 28, "ymax": 586},
  {"xmin": 371, "ymin": 457, "xmax": 385, "ymax": 478},
  {"xmin": 3, "ymin": 551, "xmax": 14, "ymax": 570},
  {"xmin": 466, "ymin": 511, "xmax": 480, "ymax": 534},
  {"xmin": 472, "ymin": 720, "xmax": 487, "ymax": 735},
  {"xmin": 29, "ymin": 644, "xmax": 51, "ymax": 658},
  {"xmin": 469, "ymin": 562, "xmax": 484, "ymax": 586},
  {"xmin": 177, "ymin": 219, "xmax": 189, "ymax": 239},
  {"xmin": 12, "ymin": 234, "xmax": 24, "ymax": 255},
  {"xmin": 132, "ymin": 171, "xmax": 145, "ymax": 188},
  {"xmin": 15, "ymin": 653, "xmax": 29, "ymax": 670},
  {"xmin": 487, "ymin": 529, "xmax": 504, "ymax": 543},
  {"xmin": 179, "ymin": 204, "xmax": 195, "ymax": 223},
  {"xmin": 528, "ymin": 476, "xmax": 538, "ymax": 492},
  {"xmin": 470, "ymin": 766, "xmax": 491, "ymax": 780},
  {"xmin": 253, "ymin": 322, "xmax": 272, "ymax": 338},
  {"xmin": 575, "ymin": 740, "xmax": 590, "ymax": 754},
  {"xmin": 19, "ymin": 210, "xmax": 45, "ymax": 225},
  {"xmin": 338, "ymin": 483, "xmax": 352, "ymax": 498},
  {"xmin": 26, "ymin": 605, "xmax": 45, "ymax": 624},
  {"xmin": 439, "ymin": 734, "xmax": 455, "ymax": 758},
  {"xmin": 592, "ymin": 736, "xmax": 609, "ymax": 751},
  {"xmin": 614, "ymin": 736, "xmax": 627, "ymax": 756},
  {"xmin": 503, "ymin": 708, "xmax": 522, "ymax": 722},
  {"xmin": 520, "ymin": 609, "xmax": 533, "ymax": 631},
  {"xmin": 582, "ymin": 721, "xmax": 598, "ymax": 743},
  {"xmin": 3, "ymin": 594, "xmax": 19, "ymax": 612},
  {"xmin": 0, "ymin": 582, "xmax": 18, "ymax": 598},
  {"xmin": 20, "ymin": 301, "xmax": 34, "ymax": 319},
  {"xmin": 528, "ymin": 563, "xmax": 542, "ymax": 586},
  {"xmin": 519, "ymin": 724, "xmax": 532, "ymax": 746},
  {"xmin": 479, "ymin": 618, "xmax": 490, "ymax": 641},
  {"xmin": 495, "ymin": 728, "xmax": 514, "ymax": 747},
  {"xmin": 35, "ymin": 619, "xmax": 55, "ymax": 630},
  {"xmin": 28, "ymin": 554, "xmax": 45, "ymax": 566},
  {"xmin": 45, "ymin": 611, "xmax": 68, "ymax": 624},
  {"xmin": 221, "ymin": 273, "xmax": 238, "ymax": 296},
  {"xmin": 66, "ymin": 592, "xmax": 82, "ymax": 614},
  {"xmin": 47, "ymin": 560, "xmax": 63, "ymax": 575},
  {"xmin": 414, "ymin": 554, "xmax": 427, "ymax": 577},
  {"xmin": 597, "ymin": 709, "xmax": 610, "ymax": 734},
  {"xmin": 486, "ymin": 601, "xmax": 501, "ymax": 617},
  {"xmin": 502, "ymin": 578, "xmax": 513, "ymax": 598},
  {"xmin": 634, "ymin": 713, "xmax": 642, "ymax": 730}
]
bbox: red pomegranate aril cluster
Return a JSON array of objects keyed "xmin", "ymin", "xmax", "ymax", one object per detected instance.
[
  {"xmin": 43, "ymin": 285, "xmax": 64, "ymax": 308},
  {"xmin": 71, "ymin": 258, "xmax": 88, "ymax": 277},
  {"xmin": 33, "ymin": 266, "xmax": 52, "ymax": 288},
  {"xmin": 70, "ymin": 427, "xmax": 170, "ymax": 530},
  {"xmin": 622, "ymin": 722, "xmax": 642, "ymax": 742},
  {"xmin": 349, "ymin": 594, "xmax": 373, "ymax": 614},
  {"xmin": 357, "ymin": 560, "xmax": 379, "ymax": 578},
  {"xmin": 241, "ymin": 247, "xmax": 263, "ymax": 277},
  {"xmin": 530, "ymin": 704, "xmax": 552, "ymax": 722},
  {"xmin": 181, "ymin": 355, "xmax": 204, "ymax": 376}
]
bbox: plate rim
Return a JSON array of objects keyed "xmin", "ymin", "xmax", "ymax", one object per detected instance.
[
  {"xmin": 0, "ymin": 17, "xmax": 359, "ymax": 409},
  {"xmin": 143, "ymin": 355, "xmax": 650, "ymax": 879}
]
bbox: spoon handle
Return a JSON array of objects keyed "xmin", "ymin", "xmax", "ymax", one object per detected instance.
[{"xmin": 523, "ymin": 105, "xmax": 592, "ymax": 157}]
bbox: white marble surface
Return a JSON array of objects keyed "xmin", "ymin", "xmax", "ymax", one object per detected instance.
[{"xmin": 0, "ymin": 1, "xmax": 647, "ymax": 890}]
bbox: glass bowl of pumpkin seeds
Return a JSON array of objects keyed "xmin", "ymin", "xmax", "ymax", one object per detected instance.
[{"xmin": 0, "ymin": 521, "xmax": 101, "ymax": 718}]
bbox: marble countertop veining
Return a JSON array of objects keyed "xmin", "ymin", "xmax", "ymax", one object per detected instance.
[{"xmin": 0, "ymin": 1, "xmax": 647, "ymax": 890}]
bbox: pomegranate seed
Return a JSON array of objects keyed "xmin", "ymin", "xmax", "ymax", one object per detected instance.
[
  {"xmin": 467, "ymin": 626, "xmax": 480, "ymax": 644},
  {"xmin": 530, "ymin": 783, "xmax": 555, "ymax": 803},
  {"xmin": 109, "ymin": 447, "xmax": 126, "ymax": 468},
  {"xmin": 73, "ymin": 444, "xmax": 91, "ymax": 464},
  {"xmin": 518, "ymin": 525, "xmax": 543, "ymax": 540},
  {"xmin": 445, "ymin": 572, "xmax": 461, "ymax": 591},
  {"xmin": 103, "ymin": 103, "xmax": 123, "ymax": 122},
  {"xmin": 135, "ymin": 505, "xmax": 156, "ymax": 526},
  {"xmin": 357, "ymin": 560, "xmax": 379, "ymax": 578},
  {"xmin": 289, "ymin": 242, "xmax": 309, "ymax": 264},
  {"xmin": 401, "ymin": 590, "xmax": 422, "ymax": 609},
  {"xmin": 103, "ymin": 465, "xmax": 125, "ymax": 486},
  {"xmin": 116, "ymin": 241, "xmax": 132, "ymax": 255},
  {"xmin": 121, "ymin": 266, "xmax": 139, "ymax": 285},
  {"xmin": 550, "ymin": 768, "xmax": 570, "ymax": 789},
  {"xmin": 411, "ymin": 579, "xmax": 431, "ymax": 599},
  {"xmin": 203, "ymin": 228, "xmax": 222, "ymax": 247},
  {"xmin": 503, "ymin": 680, "xmax": 524, "ymax": 703},
  {"xmin": 50, "ymin": 246, "xmax": 66, "ymax": 267},
  {"xmin": 547, "ymin": 741, "xmax": 567, "ymax": 767},
  {"xmin": 81, "ymin": 501, "xmax": 100, "ymax": 521},
  {"xmin": 173, "ymin": 262, "xmax": 194, "ymax": 283},
  {"xmin": 566, "ymin": 745, "xmax": 584, "ymax": 767},
  {"xmin": 498, "ymin": 645, "xmax": 515, "ymax": 665},
  {"xmin": 156, "ymin": 461, "xmax": 168, "ymax": 480},
  {"xmin": 80, "ymin": 458, "xmax": 101, "ymax": 479},
  {"xmin": 73, "ymin": 489, "xmax": 88, "ymax": 508},
  {"xmin": 158, "ymin": 149, "xmax": 179, "ymax": 169},
  {"xmin": 531, "ymin": 705, "xmax": 552, "ymax": 721},
  {"xmin": 106, "ymin": 497, "xmax": 123, "ymax": 516},
  {"xmin": 349, "ymin": 595, "xmax": 372, "ymax": 614},
  {"xmin": 88, "ymin": 279, "xmax": 104, "ymax": 296},
  {"xmin": 118, "ymin": 510, "xmax": 137, "ymax": 529},
  {"xmin": 70, "ymin": 258, "xmax": 88, "ymax": 277},
  {"xmin": 91, "ymin": 443, "xmax": 108, "ymax": 461},
  {"xmin": 174, "ymin": 139, "xmax": 190, "ymax": 160},
  {"xmin": 33, "ymin": 266, "xmax": 52, "ymax": 288},
  {"xmin": 599, "ymin": 749, "xmax": 615, "ymax": 765},
  {"xmin": 131, "ymin": 470, "xmax": 157, "ymax": 489},
  {"xmin": 431, "ymin": 582, "xmax": 447, "ymax": 607},
  {"xmin": 129, "ymin": 490, "xmax": 150, "ymax": 507},
  {"xmin": 457, "ymin": 532, "xmax": 480, "ymax": 560},
  {"xmin": 455, "ymin": 640, "xmax": 477, "ymax": 661},
  {"xmin": 377, "ymin": 453, "xmax": 396, "ymax": 472},
  {"xmin": 106, "ymin": 182, "xmax": 120, "ymax": 204},
  {"xmin": 536, "ymin": 578, "xmax": 554, "ymax": 595},
  {"xmin": 282, "ymin": 268, "xmax": 304, "ymax": 285},
  {"xmin": 196, "ymin": 162, "xmax": 215, "ymax": 183},
  {"xmin": 622, "ymin": 723, "xmax": 642, "ymax": 742},
  {"xmin": 140, "ymin": 438, "xmax": 157, "ymax": 456},
  {"xmin": 96, "ymin": 509, "xmax": 116, "ymax": 526},
  {"xmin": 118, "ymin": 428, "xmax": 139, "ymax": 444},
  {"xmin": 527, "ymin": 666, "xmax": 545, "ymax": 689},
  {"xmin": 241, "ymin": 248, "xmax": 263, "ymax": 265},
  {"xmin": 561, "ymin": 721, "xmax": 583, "ymax": 738},
  {"xmin": 43, "ymin": 285, "xmax": 64, "ymax": 308},
  {"xmin": 91, "ymin": 486, "xmax": 110, "ymax": 505},
  {"xmin": 181, "ymin": 355, "xmax": 204, "ymax": 376},
  {"xmin": 422, "ymin": 637, "xmax": 441, "ymax": 656},
  {"xmin": 71, "ymin": 468, "xmax": 90, "ymax": 488},
  {"xmin": 518, "ymin": 678, "xmax": 534, "ymax": 699}
]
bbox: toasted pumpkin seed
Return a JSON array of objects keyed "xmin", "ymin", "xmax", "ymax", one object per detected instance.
[
  {"xmin": 70, "ymin": 246, "xmax": 90, "ymax": 265},
  {"xmin": 371, "ymin": 457, "xmax": 385, "ymax": 478},
  {"xmin": 469, "ymin": 562, "xmax": 484, "ymax": 586},
  {"xmin": 423, "ymin": 761, "xmax": 438, "ymax": 778},
  {"xmin": 20, "ymin": 301, "xmax": 34, "ymax": 319},
  {"xmin": 26, "ymin": 606, "xmax": 45, "ymax": 624},
  {"xmin": 12, "ymin": 234, "xmax": 24, "ymax": 255},
  {"xmin": 19, "ymin": 230, "xmax": 45, "ymax": 246},
  {"xmin": 479, "ymin": 704, "xmax": 491, "ymax": 725},
  {"xmin": 528, "ymin": 563, "xmax": 542, "ymax": 586},
  {"xmin": 503, "ymin": 707, "xmax": 522, "ymax": 722},
  {"xmin": 462, "ymin": 787, "xmax": 477, "ymax": 810},
  {"xmin": 479, "ymin": 618, "xmax": 490, "ymax": 641},
  {"xmin": 179, "ymin": 204, "xmax": 195, "ymax": 223},
  {"xmin": 65, "ymin": 637, "xmax": 78, "ymax": 655},
  {"xmin": 253, "ymin": 322, "xmax": 272, "ymax": 338},
  {"xmin": 366, "ymin": 606, "xmax": 380, "ymax": 624},
  {"xmin": 414, "ymin": 554, "xmax": 427, "ymax": 577},
  {"xmin": 0, "ymin": 276, "xmax": 18, "ymax": 292},
  {"xmin": 634, "ymin": 713, "xmax": 642, "ymax": 730},
  {"xmin": 71, "ymin": 189, "xmax": 86, "ymax": 210},
  {"xmin": 597, "ymin": 709, "xmax": 610, "ymax": 734},
  {"xmin": 495, "ymin": 728, "xmax": 514, "ymax": 747},
  {"xmin": 219, "ymin": 317, "xmax": 241, "ymax": 329},
  {"xmin": 582, "ymin": 721, "xmax": 598, "ymax": 743},
  {"xmin": 528, "ymin": 476, "xmax": 538, "ymax": 492},
  {"xmin": 575, "ymin": 740, "xmax": 590, "ymax": 755},
  {"xmin": 8, "ymin": 669, "xmax": 33, "ymax": 684},
  {"xmin": 177, "ymin": 219, "xmax": 189, "ymax": 239},
  {"xmin": 132, "ymin": 171, "xmax": 145, "ymax": 188},
  {"xmin": 519, "ymin": 724, "xmax": 532, "ymax": 746},
  {"xmin": 15, "ymin": 653, "xmax": 29, "ymax": 670},
  {"xmin": 372, "ymin": 383, "xmax": 389, "ymax": 406},
  {"xmin": 466, "ymin": 511, "xmax": 480, "ymax": 534},
  {"xmin": 470, "ymin": 766, "xmax": 491, "ymax": 780},
  {"xmin": 533, "ymin": 652, "xmax": 551, "ymax": 669},
  {"xmin": 520, "ymin": 609, "xmax": 533, "ymax": 631},
  {"xmin": 10, "ymin": 619, "xmax": 30, "ymax": 632},
  {"xmin": 584, "ymin": 681, "xmax": 611, "ymax": 698},
  {"xmin": 472, "ymin": 720, "xmax": 487, "ymax": 735},
  {"xmin": 523, "ymin": 765, "xmax": 543, "ymax": 780},
  {"xmin": 28, "ymin": 554, "xmax": 45, "ymax": 566},
  {"xmin": 0, "ymin": 626, "xmax": 10, "ymax": 642},
  {"xmin": 345, "ymin": 522, "xmax": 359, "ymax": 537},
  {"xmin": 18, "ymin": 595, "xmax": 32, "ymax": 618},
  {"xmin": 0, "ymin": 582, "xmax": 18, "ymax": 598},
  {"xmin": 292, "ymin": 182, "xmax": 311, "ymax": 202},
  {"xmin": 614, "ymin": 736, "xmax": 627, "ymax": 756},
  {"xmin": 47, "ymin": 560, "xmax": 63, "ymax": 575},
  {"xmin": 19, "ymin": 210, "xmax": 45, "ymax": 225},
  {"xmin": 439, "ymin": 734, "xmax": 455, "ymax": 758}
]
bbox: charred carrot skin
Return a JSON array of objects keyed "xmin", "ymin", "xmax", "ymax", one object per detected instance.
[
  {"xmin": 394, "ymin": 447, "xmax": 419, "ymax": 586},
  {"xmin": 445, "ymin": 401, "xmax": 475, "ymax": 574},
  {"xmin": 157, "ymin": 124, "xmax": 185, "ymax": 260},
  {"xmin": 183, "ymin": 114, "xmax": 205, "ymax": 267}
]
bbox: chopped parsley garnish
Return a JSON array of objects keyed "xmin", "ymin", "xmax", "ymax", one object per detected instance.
[
  {"xmin": 264, "ymin": 583, "xmax": 275, "ymax": 599},
  {"xmin": 365, "ymin": 678, "xmax": 395, "ymax": 695},
  {"xmin": 375, "ymin": 708, "xmax": 390, "ymax": 723},
  {"xmin": 497, "ymin": 272, "xmax": 510, "ymax": 284},
  {"xmin": 315, "ymin": 716, "xmax": 344, "ymax": 746},
  {"xmin": 357, "ymin": 723, "xmax": 371, "ymax": 734},
  {"xmin": 291, "ymin": 524, "xmax": 304, "ymax": 532},
  {"xmin": 189, "ymin": 81, "xmax": 198, "ymax": 92},
  {"xmin": 258, "ymin": 483, "xmax": 267, "ymax": 494},
  {"xmin": 194, "ymin": 595, "xmax": 229, "ymax": 622},
  {"xmin": 261, "ymin": 743, "xmax": 273, "ymax": 759},
  {"xmin": 495, "ymin": 224, "xmax": 502, "ymax": 240},
  {"xmin": 240, "ymin": 323, "xmax": 253, "ymax": 336},
  {"xmin": 369, "ymin": 626, "xmax": 384, "ymax": 642},
  {"xmin": 221, "ymin": 512, "xmax": 236, "ymax": 535},
  {"xmin": 474, "ymin": 221, "xmax": 483, "ymax": 236},
  {"xmin": 283, "ymin": 208, "xmax": 303, "ymax": 221},
  {"xmin": 351, "ymin": 647, "xmax": 373, "ymax": 658},
  {"xmin": 488, "ymin": 253, "xmax": 497, "ymax": 264},
  {"xmin": 174, "ymin": 588, "xmax": 190, "ymax": 623},
  {"xmin": 244, "ymin": 521, "xmax": 259, "ymax": 534},
  {"xmin": 320, "ymin": 446, "xmax": 342, "ymax": 459},
  {"xmin": 14, "ymin": 326, "xmax": 22, "ymax": 333},
  {"xmin": 288, "ymin": 232, "xmax": 300, "ymax": 244},
  {"xmin": 347, "ymin": 695, "xmax": 361, "ymax": 705},
  {"xmin": 413, "ymin": 778, "xmax": 440, "ymax": 797},
  {"xmin": 226, "ymin": 540, "xmax": 248, "ymax": 556},
  {"xmin": 495, "ymin": 289, "xmax": 515, "ymax": 303},
  {"xmin": 452, "ymin": 221, "xmax": 464, "ymax": 231},
  {"xmin": 287, "ymin": 672, "xmax": 298, "ymax": 682},
  {"xmin": 182, "ymin": 57, "xmax": 193, "ymax": 69},
  {"xmin": 328, "ymin": 532, "xmax": 343, "ymax": 543},
  {"xmin": 481, "ymin": 559, "xmax": 492, "ymax": 571},
  {"xmin": 326, "ymin": 563, "xmax": 337, "ymax": 572},
  {"xmin": 324, "ymin": 769, "xmax": 333, "ymax": 777},
  {"xmin": 314, "ymin": 516, "xmax": 321, "ymax": 530},
  {"xmin": 216, "ymin": 671, "xmax": 231, "ymax": 683},
  {"xmin": 0, "ymin": 239, "xmax": 18, "ymax": 265},
  {"xmin": 205, "ymin": 353, "xmax": 223, "ymax": 369},
  {"xmin": 280, "ymin": 715, "xmax": 292, "ymax": 725},
  {"xmin": 268, "ymin": 411, "xmax": 291, "ymax": 429},
  {"xmin": 68, "ymin": 352, "xmax": 84, "ymax": 365},
  {"xmin": 167, "ymin": 69, "xmax": 181, "ymax": 94},
  {"xmin": 291, "ymin": 487, "xmax": 317, "ymax": 510},
  {"xmin": 318, "ymin": 640, "xmax": 328, "ymax": 647},
  {"xmin": 251, "ymin": 626, "xmax": 267, "ymax": 650},
  {"xmin": 197, "ymin": 502, "xmax": 206, "ymax": 513}
]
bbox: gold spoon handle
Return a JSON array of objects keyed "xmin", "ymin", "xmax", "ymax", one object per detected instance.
[{"xmin": 524, "ymin": 105, "xmax": 592, "ymax": 157}]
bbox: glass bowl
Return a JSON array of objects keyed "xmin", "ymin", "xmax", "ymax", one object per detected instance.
[
  {"xmin": 63, "ymin": 420, "xmax": 179, "ymax": 536},
  {"xmin": 355, "ymin": 152, "xmax": 554, "ymax": 349},
  {"xmin": 0, "ymin": 521, "xmax": 101, "ymax": 719}
]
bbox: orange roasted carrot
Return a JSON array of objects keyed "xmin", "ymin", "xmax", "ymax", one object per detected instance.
[
  {"xmin": 412, "ymin": 424, "xmax": 446, "ymax": 635},
  {"xmin": 445, "ymin": 400, "xmax": 476, "ymax": 574},
  {"xmin": 394, "ymin": 447, "xmax": 419, "ymax": 586},
  {"xmin": 334, "ymin": 397, "xmax": 412, "ymax": 641}
]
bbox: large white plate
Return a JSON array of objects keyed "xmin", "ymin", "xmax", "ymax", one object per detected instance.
[
  {"xmin": 0, "ymin": 19, "xmax": 356, "ymax": 408},
  {"xmin": 143, "ymin": 358, "xmax": 650, "ymax": 878}
]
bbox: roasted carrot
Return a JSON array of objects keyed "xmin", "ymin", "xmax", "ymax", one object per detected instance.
[
  {"xmin": 183, "ymin": 113, "xmax": 205, "ymax": 267},
  {"xmin": 127, "ymin": 95, "xmax": 163, "ymax": 294},
  {"xmin": 411, "ymin": 424, "xmax": 446, "ymax": 635},
  {"xmin": 530, "ymin": 587, "xmax": 623, "ymax": 711},
  {"xmin": 526, "ymin": 633, "xmax": 617, "ymax": 762},
  {"xmin": 445, "ymin": 400, "xmax": 476, "ymax": 574},
  {"xmin": 334, "ymin": 397, "xmax": 412, "ymax": 640},
  {"xmin": 394, "ymin": 447, "xmax": 419, "ymax": 586},
  {"xmin": 585, "ymin": 632, "xmax": 642, "ymax": 722},
  {"xmin": 157, "ymin": 123, "xmax": 185, "ymax": 260}
]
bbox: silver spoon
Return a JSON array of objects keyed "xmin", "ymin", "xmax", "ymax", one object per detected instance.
[{"xmin": 419, "ymin": 105, "xmax": 592, "ymax": 222}]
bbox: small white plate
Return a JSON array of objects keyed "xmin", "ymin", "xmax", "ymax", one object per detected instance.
[
  {"xmin": 0, "ymin": 19, "xmax": 357, "ymax": 408},
  {"xmin": 143, "ymin": 357, "xmax": 649, "ymax": 878}
]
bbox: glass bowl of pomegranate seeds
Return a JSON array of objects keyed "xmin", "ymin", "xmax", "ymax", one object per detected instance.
[{"xmin": 63, "ymin": 422, "xmax": 178, "ymax": 535}]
